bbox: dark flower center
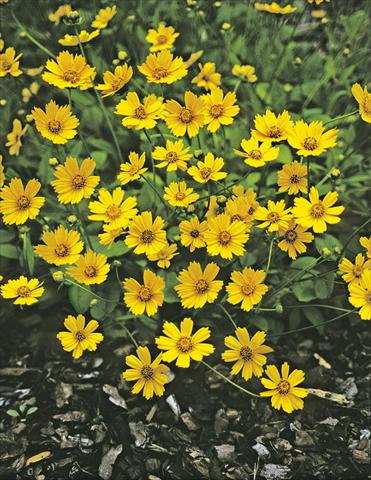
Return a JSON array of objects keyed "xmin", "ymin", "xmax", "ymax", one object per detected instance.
[
  {"xmin": 303, "ymin": 136, "xmax": 318, "ymax": 150},
  {"xmin": 179, "ymin": 108, "xmax": 193, "ymax": 123},
  {"xmin": 84, "ymin": 265, "xmax": 97, "ymax": 277},
  {"xmin": 277, "ymin": 379, "xmax": 291, "ymax": 395},
  {"xmin": 134, "ymin": 106, "xmax": 147, "ymax": 119},
  {"xmin": 17, "ymin": 195, "xmax": 31, "ymax": 210},
  {"xmin": 210, "ymin": 104, "xmax": 224, "ymax": 118},
  {"xmin": 241, "ymin": 282, "xmax": 255, "ymax": 296},
  {"xmin": 240, "ymin": 346, "xmax": 253, "ymax": 361},
  {"xmin": 48, "ymin": 120, "xmax": 62, "ymax": 134},
  {"xmin": 138, "ymin": 286, "xmax": 152, "ymax": 302},
  {"xmin": 141, "ymin": 365, "xmax": 154, "ymax": 380},
  {"xmin": 140, "ymin": 229, "xmax": 154, "ymax": 243},
  {"xmin": 195, "ymin": 279, "xmax": 209, "ymax": 294},
  {"xmin": 176, "ymin": 336, "xmax": 193, "ymax": 353},
  {"xmin": 268, "ymin": 126, "xmax": 281, "ymax": 138},
  {"xmin": 72, "ymin": 174, "xmax": 86, "ymax": 189},
  {"xmin": 75, "ymin": 330, "xmax": 86, "ymax": 342},
  {"xmin": 17, "ymin": 286, "xmax": 31, "ymax": 297},
  {"xmin": 55, "ymin": 244, "xmax": 69, "ymax": 257},
  {"xmin": 310, "ymin": 202, "xmax": 325, "ymax": 218},
  {"xmin": 218, "ymin": 230, "xmax": 231, "ymax": 245},
  {"xmin": 284, "ymin": 230, "xmax": 297, "ymax": 243},
  {"xmin": 267, "ymin": 212, "xmax": 280, "ymax": 223},
  {"xmin": 165, "ymin": 151, "xmax": 178, "ymax": 163}
]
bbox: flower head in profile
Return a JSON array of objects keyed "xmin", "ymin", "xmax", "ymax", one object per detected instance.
[
  {"xmin": 32, "ymin": 100, "xmax": 79, "ymax": 144},
  {"xmin": 48, "ymin": 4, "xmax": 75, "ymax": 24},
  {"xmin": 232, "ymin": 64, "xmax": 257, "ymax": 83},
  {"xmin": 201, "ymin": 87, "xmax": 239, "ymax": 133},
  {"xmin": 123, "ymin": 269, "xmax": 165, "ymax": 316},
  {"xmin": 360, "ymin": 236, "xmax": 371, "ymax": 258},
  {"xmin": 125, "ymin": 211, "xmax": 167, "ymax": 255},
  {"xmin": 1, "ymin": 276, "xmax": 44, "ymax": 306},
  {"xmin": 278, "ymin": 220, "xmax": 314, "ymax": 260},
  {"xmin": 348, "ymin": 270, "xmax": 371, "ymax": 320},
  {"xmin": 287, "ymin": 120, "xmax": 338, "ymax": 156},
  {"xmin": 188, "ymin": 152, "xmax": 227, "ymax": 183},
  {"xmin": 226, "ymin": 267, "xmax": 268, "ymax": 312},
  {"xmin": 234, "ymin": 137, "xmax": 279, "ymax": 168},
  {"xmin": 146, "ymin": 23, "xmax": 179, "ymax": 52},
  {"xmin": 163, "ymin": 181, "xmax": 199, "ymax": 207},
  {"xmin": 351, "ymin": 83, "xmax": 371, "ymax": 124},
  {"xmin": 0, "ymin": 178, "xmax": 45, "ymax": 225},
  {"xmin": 0, "ymin": 47, "xmax": 22, "ymax": 77},
  {"xmin": 254, "ymin": 200, "xmax": 292, "ymax": 232},
  {"xmin": 255, "ymin": 2, "xmax": 297, "ymax": 14},
  {"xmin": 96, "ymin": 64, "xmax": 133, "ymax": 97},
  {"xmin": 277, "ymin": 161, "xmax": 308, "ymax": 195},
  {"xmin": 179, "ymin": 216, "xmax": 208, "ymax": 252},
  {"xmin": 67, "ymin": 250, "xmax": 110, "ymax": 285},
  {"xmin": 42, "ymin": 51, "xmax": 96, "ymax": 90},
  {"xmin": 59, "ymin": 30, "xmax": 100, "ymax": 47},
  {"xmin": 115, "ymin": 92, "xmax": 164, "ymax": 130},
  {"xmin": 152, "ymin": 139, "xmax": 192, "ymax": 171},
  {"xmin": 147, "ymin": 242, "xmax": 178, "ymax": 269},
  {"xmin": 164, "ymin": 91, "xmax": 205, "ymax": 137},
  {"xmin": 251, "ymin": 109, "xmax": 293, "ymax": 143},
  {"xmin": 205, "ymin": 213, "xmax": 249, "ymax": 259},
  {"xmin": 6, "ymin": 119, "xmax": 28, "ymax": 156},
  {"xmin": 35, "ymin": 225, "xmax": 84, "ymax": 266},
  {"xmin": 138, "ymin": 50, "xmax": 187, "ymax": 84},
  {"xmin": 117, "ymin": 151, "xmax": 148, "ymax": 185},
  {"xmin": 192, "ymin": 62, "xmax": 221, "ymax": 91},
  {"xmin": 88, "ymin": 187, "xmax": 137, "ymax": 229},
  {"xmin": 98, "ymin": 224, "xmax": 124, "ymax": 248},
  {"xmin": 225, "ymin": 197, "xmax": 255, "ymax": 227},
  {"xmin": 57, "ymin": 314, "xmax": 104, "ymax": 359},
  {"xmin": 339, "ymin": 254, "xmax": 371, "ymax": 285},
  {"xmin": 91, "ymin": 5, "xmax": 117, "ymax": 29}
]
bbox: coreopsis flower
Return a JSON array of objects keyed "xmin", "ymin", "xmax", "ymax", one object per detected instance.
[
  {"xmin": 287, "ymin": 120, "xmax": 338, "ymax": 156},
  {"xmin": 48, "ymin": 4, "xmax": 75, "ymax": 24},
  {"xmin": 1, "ymin": 276, "xmax": 44, "ymax": 306},
  {"xmin": 201, "ymin": 87, "xmax": 239, "ymax": 133},
  {"xmin": 155, "ymin": 317, "xmax": 214, "ymax": 368},
  {"xmin": 188, "ymin": 152, "xmax": 227, "ymax": 183},
  {"xmin": 360, "ymin": 236, "xmax": 371, "ymax": 258},
  {"xmin": 185, "ymin": 50, "xmax": 204, "ymax": 68},
  {"xmin": 51, "ymin": 156, "xmax": 100, "ymax": 204},
  {"xmin": 34, "ymin": 225, "xmax": 84, "ymax": 266},
  {"xmin": 115, "ymin": 92, "xmax": 164, "ymax": 130},
  {"xmin": 0, "ymin": 47, "xmax": 22, "ymax": 77},
  {"xmin": 146, "ymin": 23, "xmax": 179, "ymax": 52},
  {"xmin": 163, "ymin": 181, "xmax": 199, "ymax": 207},
  {"xmin": 226, "ymin": 267, "xmax": 268, "ymax": 312},
  {"xmin": 6, "ymin": 119, "xmax": 27, "ymax": 156},
  {"xmin": 339, "ymin": 254, "xmax": 371, "ymax": 285},
  {"xmin": 348, "ymin": 270, "xmax": 371, "ymax": 320},
  {"xmin": 222, "ymin": 328, "xmax": 273, "ymax": 380},
  {"xmin": 351, "ymin": 83, "xmax": 371, "ymax": 123},
  {"xmin": 152, "ymin": 139, "xmax": 192, "ymax": 171},
  {"xmin": 96, "ymin": 64, "xmax": 133, "ymax": 97},
  {"xmin": 277, "ymin": 161, "xmax": 308, "ymax": 195},
  {"xmin": 147, "ymin": 242, "xmax": 178, "ymax": 269},
  {"xmin": 261, "ymin": 362, "xmax": 308, "ymax": 413},
  {"xmin": 232, "ymin": 64, "xmax": 257, "ymax": 83},
  {"xmin": 192, "ymin": 62, "xmax": 221, "ymax": 91},
  {"xmin": 59, "ymin": 30, "xmax": 100, "ymax": 46},
  {"xmin": 232, "ymin": 186, "xmax": 259, "ymax": 220},
  {"xmin": 255, "ymin": 2, "xmax": 297, "ymax": 14},
  {"xmin": 42, "ymin": 51, "xmax": 95, "ymax": 90},
  {"xmin": 278, "ymin": 220, "xmax": 314, "ymax": 260},
  {"xmin": 88, "ymin": 187, "xmax": 138, "ymax": 229},
  {"xmin": 292, "ymin": 187, "xmax": 344, "ymax": 233},
  {"xmin": 0, "ymin": 178, "xmax": 45, "ymax": 225},
  {"xmin": 254, "ymin": 200, "xmax": 292, "ymax": 232},
  {"xmin": 204, "ymin": 213, "xmax": 249, "ymax": 260},
  {"xmin": 117, "ymin": 152, "xmax": 148, "ymax": 185},
  {"xmin": 251, "ymin": 109, "xmax": 293, "ymax": 143},
  {"xmin": 225, "ymin": 197, "xmax": 255, "ymax": 227},
  {"xmin": 125, "ymin": 211, "xmax": 167, "ymax": 255},
  {"xmin": 175, "ymin": 261, "xmax": 223, "ymax": 309},
  {"xmin": 32, "ymin": 100, "xmax": 79, "ymax": 144},
  {"xmin": 164, "ymin": 91, "xmax": 205, "ymax": 137},
  {"xmin": 138, "ymin": 50, "xmax": 187, "ymax": 84},
  {"xmin": 91, "ymin": 5, "xmax": 117, "ymax": 29},
  {"xmin": 123, "ymin": 269, "xmax": 165, "ymax": 316},
  {"xmin": 234, "ymin": 137, "xmax": 279, "ymax": 168},
  {"xmin": 67, "ymin": 250, "xmax": 110, "ymax": 285},
  {"xmin": 98, "ymin": 224, "xmax": 124, "ymax": 248},
  {"xmin": 179, "ymin": 216, "xmax": 208, "ymax": 252},
  {"xmin": 57, "ymin": 314, "xmax": 104, "ymax": 359},
  {"xmin": 122, "ymin": 346, "xmax": 169, "ymax": 399}
]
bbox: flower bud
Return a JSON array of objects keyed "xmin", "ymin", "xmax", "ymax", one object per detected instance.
[
  {"xmin": 321, "ymin": 247, "xmax": 332, "ymax": 258},
  {"xmin": 112, "ymin": 260, "xmax": 122, "ymax": 267},
  {"xmin": 331, "ymin": 168, "xmax": 340, "ymax": 177},
  {"xmin": 294, "ymin": 57, "xmax": 302, "ymax": 65},
  {"xmin": 52, "ymin": 271, "xmax": 64, "ymax": 282},
  {"xmin": 90, "ymin": 298, "xmax": 98, "ymax": 306},
  {"xmin": 112, "ymin": 59, "xmax": 120, "ymax": 66},
  {"xmin": 217, "ymin": 195, "xmax": 227, "ymax": 203},
  {"xmin": 222, "ymin": 22, "xmax": 231, "ymax": 30},
  {"xmin": 283, "ymin": 83, "xmax": 293, "ymax": 92},
  {"xmin": 67, "ymin": 215, "xmax": 77, "ymax": 224},
  {"xmin": 275, "ymin": 303, "xmax": 283, "ymax": 314},
  {"xmin": 49, "ymin": 157, "xmax": 59, "ymax": 167},
  {"xmin": 187, "ymin": 205, "xmax": 195, "ymax": 213},
  {"xmin": 0, "ymin": 99, "xmax": 7, "ymax": 107},
  {"xmin": 118, "ymin": 50, "xmax": 128, "ymax": 61},
  {"xmin": 63, "ymin": 11, "xmax": 81, "ymax": 25},
  {"xmin": 343, "ymin": 47, "xmax": 350, "ymax": 56},
  {"xmin": 194, "ymin": 149, "xmax": 203, "ymax": 158}
]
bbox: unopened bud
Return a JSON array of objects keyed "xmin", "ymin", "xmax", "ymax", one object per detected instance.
[
  {"xmin": 331, "ymin": 168, "xmax": 340, "ymax": 177},
  {"xmin": 0, "ymin": 99, "xmax": 7, "ymax": 106},
  {"xmin": 67, "ymin": 215, "xmax": 77, "ymax": 224},
  {"xmin": 118, "ymin": 50, "xmax": 127, "ymax": 61},
  {"xmin": 294, "ymin": 57, "xmax": 302, "ymax": 65},
  {"xmin": 187, "ymin": 205, "xmax": 195, "ymax": 213},
  {"xmin": 112, "ymin": 260, "xmax": 122, "ymax": 267},
  {"xmin": 26, "ymin": 113, "xmax": 34, "ymax": 122},
  {"xmin": 112, "ymin": 59, "xmax": 120, "ymax": 66},
  {"xmin": 90, "ymin": 298, "xmax": 98, "ymax": 306},
  {"xmin": 283, "ymin": 83, "xmax": 293, "ymax": 92},
  {"xmin": 222, "ymin": 22, "xmax": 231, "ymax": 30},
  {"xmin": 343, "ymin": 47, "xmax": 350, "ymax": 56},
  {"xmin": 217, "ymin": 195, "xmax": 227, "ymax": 203},
  {"xmin": 322, "ymin": 247, "xmax": 332, "ymax": 257},
  {"xmin": 194, "ymin": 149, "xmax": 203, "ymax": 158},
  {"xmin": 52, "ymin": 271, "xmax": 64, "ymax": 282},
  {"xmin": 63, "ymin": 11, "xmax": 81, "ymax": 25},
  {"xmin": 49, "ymin": 157, "xmax": 59, "ymax": 166},
  {"xmin": 275, "ymin": 303, "xmax": 283, "ymax": 314}
]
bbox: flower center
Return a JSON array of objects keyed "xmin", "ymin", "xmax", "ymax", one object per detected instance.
[
  {"xmin": 157, "ymin": 34, "xmax": 168, "ymax": 45},
  {"xmin": 138, "ymin": 286, "xmax": 152, "ymax": 302},
  {"xmin": 17, "ymin": 286, "xmax": 31, "ymax": 297},
  {"xmin": 268, "ymin": 126, "xmax": 282, "ymax": 138},
  {"xmin": 140, "ymin": 229, "xmax": 154, "ymax": 243},
  {"xmin": 303, "ymin": 136, "xmax": 318, "ymax": 150},
  {"xmin": 48, "ymin": 120, "xmax": 62, "ymax": 134},
  {"xmin": 179, "ymin": 108, "xmax": 193, "ymax": 123},
  {"xmin": 63, "ymin": 69, "xmax": 79, "ymax": 83},
  {"xmin": 156, "ymin": 248, "xmax": 168, "ymax": 260},
  {"xmin": 284, "ymin": 230, "xmax": 297, "ymax": 243},
  {"xmin": 84, "ymin": 265, "xmax": 97, "ymax": 278},
  {"xmin": 75, "ymin": 330, "xmax": 86, "ymax": 342},
  {"xmin": 134, "ymin": 106, "xmax": 147, "ymax": 119},
  {"xmin": 218, "ymin": 230, "xmax": 232, "ymax": 245},
  {"xmin": 175, "ymin": 192, "xmax": 186, "ymax": 201},
  {"xmin": 165, "ymin": 151, "xmax": 178, "ymax": 163},
  {"xmin": 353, "ymin": 265, "xmax": 363, "ymax": 277},
  {"xmin": 17, "ymin": 195, "xmax": 31, "ymax": 210},
  {"xmin": 267, "ymin": 212, "xmax": 280, "ymax": 223},
  {"xmin": 310, "ymin": 202, "xmax": 325, "ymax": 218},
  {"xmin": 210, "ymin": 104, "xmax": 224, "ymax": 118},
  {"xmin": 277, "ymin": 379, "xmax": 291, "ymax": 395},
  {"xmin": 129, "ymin": 165, "xmax": 140, "ymax": 175},
  {"xmin": 231, "ymin": 214, "xmax": 242, "ymax": 222},
  {"xmin": 200, "ymin": 167, "xmax": 213, "ymax": 179},
  {"xmin": 153, "ymin": 67, "xmax": 168, "ymax": 79},
  {"xmin": 190, "ymin": 230, "xmax": 200, "ymax": 238},
  {"xmin": 248, "ymin": 149, "xmax": 262, "ymax": 160},
  {"xmin": 1, "ymin": 61, "xmax": 11, "ymax": 71},
  {"xmin": 240, "ymin": 346, "xmax": 253, "ymax": 361},
  {"xmin": 72, "ymin": 174, "xmax": 86, "ymax": 189},
  {"xmin": 363, "ymin": 98, "xmax": 371, "ymax": 114},
  {"xmin": 141, "ymin": 365, "xmax": 154, "ymax": 380},
  {"xmin": 55, "ymin": 244, "xmax": 69, "ymax": 257},
  {"xmin": 290, "ymin": 174, "xmax": 300, "ymax": 184},
  {"xmin": 241, "ymin": 282, "xmax": 255, "ymax": 296},
  {"xmin": 176, "ymin": 336, "xmax": 193, "ymax": 353},
  {"xmin": 106, "ymin": 204, "xmax": 121, "ymax": 221},
  {"xmin": 195, "ymin": 279, "xmax": 209, "ymax": 294}
]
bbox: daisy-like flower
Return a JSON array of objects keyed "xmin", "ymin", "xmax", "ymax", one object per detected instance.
[
  {"xmin": 91, "ymin": 5, "xmax": 117, "ymax": 29},
  {"xmin": 42, "ymin": 51, "xmax": 95, "ymax": 90},
  {"xmin": 98, "ymin": 224, "xmax": 124, "ymax": 248},
  {"xmin": 146, "ymin": 23, "xmax": 179, "ymax": 52},
  {"xmin": 360, "ymin": 236, "xmax": 371, "ymax": 258},
  {"xmin": 226, "ymin": 267, "xmax": 268, "ymax": 312},
  {"xmin": 48, "ymin": 4, "xmax": 75, "ymax": 24},
  {"xmin": 251, "ymin": 109, "xmax": 293, "ymax": 143},
  {"xmin": 255, "ymin": 2, "xmax": 297, "ymax": 14},
  {"xmin": 34, "ymin": 225, "xmax": 84, "ymax": 266},
  {"xmin": 0, "ymin": 178, "xmax": 45, "ymax": 225},
  {"xmin": 287, "ymin": 120, "xmax": 338, "ymax": 156},
  {"xmin": 351, "ymin": 83, "xmax": 371, "ymax": 124},
  {"xmin": 51, "ymin": 156, "xmax": 100, "ymax": 204},
  {"xmin": 222, "ymin": 328, "xmax": 273, "ymax": 380},
  {"xmin": 115, "ymin": 92, "xmax": 164, "ymax": 130},
  {"xmin": 232, "ymin": 186, "xmax": 260, "ymax": 218},
  {"xmin": 59, "ymin": 30, "xmax": 100, "ymax": 47},
  {"xmin": 175, "ymin": 261, "xmax": 223, "ymax": 309},
  {"xmin": 188, "ymin": 152, "xmax": 227, "ymax": 183},
  {"xmin": 234, "ymin": 137, "xmax": 279, "ymax": 168},
  {"xmin": 254, "ymin": 200, "xmax": 292, "ymax": 232},
  {"xmin": 117, "ymin": 151, "xmax": 148, "ymax": 185},
  {"xmin": 277, "ymin": 161, "xmax": 308, "ymax": 195},
  {"xmin": 88, "ymin": 187, "xmax": 138, "ymax": 229},
  {"xmin": 278, "ymin": 220, "xmax": 314, "ymax": 260},
  {"xmin": 0, "ymin": 47, "xmax": 22, "ymax": 77},
  {"xmin": 96, "ymin": 64, "xmax": 133, "ymax": 97},
  {"xmin": 179, "ymin": 216, "xmax": 208, "ymax": 252},
  {"xmin": 232, "ymin": 64, "xmax": 257, "ymax": 83},
  {"xmin": 6, "ymin": 119, "xmax": 27, "ymax": 156},
  {"xmin": 192, "ymin": 62, "xmax": 221, "ymax": 91},
  {"xmin": 163, "ymin": 181, "xmax": 199, "ymax": 207},
  {"xmin": 339, "ymin": 254, "xmax": 371, "ymax": 285},
  {"xmin": 348, "ymin": 270, "xmax": 371, "ymax": 320},
  {"xmin": 152, "ymin": 139, "xmax": 192, "ymax": 171},
  {"xmin": 123, "ymin": 269, "xmax": 165, "ymax": 316},
  {"xmin": 57, "ymin": 314, "xmax": 104, "ymax": 359},
  {"xmin": 122, "ymin": 346, "xmax": 169, "ymax": 400},
  {"xmin": 147, "ymin": 242, "xmax": 178, "ymax": 269},
  {"xmin": 138, "ymin": 50, "xmax": 187, "ymax": 84},
  {"xmin": 155, "ymin": 317, "xmax": 214, "ymax": 368},
  {"xmin": 201, "ymin": 87, "xmax": 239, "ymax": 133},
  {"xmin": 125, "ymin": 211, "xmax": 167, "ymax": 255},
  {"xmin": 164, "ymin": 91, "xmax": 205, "ymax": 137},
  {"xmin": 67, "ymin": 250, "xmax": 110, "ymax": 285},
  {"xmin": 1, "ymin": 276, "xmax": 44, "ymax": 306},
  {"xmin": 32, "ymin": 100, "xmax": 79, "ymax": 144},
  {"xmin": 292, "ymin": 187, "xmax": 344, "ymax": 233},
  {"xmin": 260, "ymin": 362, "xmax": 308, "ymax": 413},
  {"xmin": 204, "ymin": 213, "xmax": 249, "ymax": 260}
]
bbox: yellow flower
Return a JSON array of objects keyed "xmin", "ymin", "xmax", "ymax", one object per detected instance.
[
  {"xmin": 348, "ymin": 270, "xmax": 371, "ymax": 320},
  {"xmin": 232, "ymin": 187, "xmax": 259, "ymax": 218},
  {"xmin": 192, "ymin": 62, "xmax": 221, "ymax": 91},
  {"xmin": 164, "ymin": 91, "xmax": 205, "ymax": 137},
  {"xmin": 42, "ymin": 51, "xmax": 95, "ymax": 90},
  {"xmin": 67, "ymin": 250, "xmax": 110, "ymax": 285},
  {"xmin": 22, "ymin": 81, "xmax": 40, "ymax": 104},
  {"xmin": 201, "ymin": 87, "xmax": 239, "ymax": 133},
  {"xmin": 226, "ymin": 267, "xmax": 268, "ymax": 312},
  {"xmin": 115, "ymin": 92, "xmax": 164, "ymax": 130},
  {"xmin": 222, "ymin": 328, "xmax": 273, "ymax": 380},
  {"xmin": 179, "ymin": 216, "xmax": 208, "ymax": 252},
  {"xmin": 188, "ymin": 152, "xmax": 227, "ymax": 183},
  {"xmin": 59, "ymin": 30, "xmax": 100, "ymax": 47},
  {"xmin": 34, "ymin": 225, "xmax": 84, "ymax": 266},
  {"xmin": 152, "ymin": 139, "xmax": 192, "ymax": 171},
  {"xmin": 360, "ymin": 236, "xmax": 371, "ymax": 258},
  {"xmin": 122, "ymin": 346, "xmax": 169, "ymax": 399},
  {"xmin": 251, "ymin": 109, "xmax": 293, "ymax": 142},
  {"xmin": 234, "ymin": 137, "xmax": 279, "ymax": 167},
  {"xmin": 51, "ymin": 156, "xmax": 100, "ymax": 204},
  {"xmin": 96, "ymin": 64, "xmax": 133, "ymax": 97},
  {"xmin": 6, "ymin": 119, "xmax": 27, "ymax": 156},
  {"xmin": 125, "ymin": 211, "xmax": 167, "ymax": 255},
  {"xmin": 123, "ymin": 269, "xmax": 165, "ymax": 316},
  {"xmin": 232, "ymin": 64, "xmax": 257, "ymax": 83},
  {"xmin": 145, "ymin": 23, "xmax": 179, "ymax": 52},
  {"xmin": 254, "ymin": 200, "xmax": 292, "ymax": 232},
  {"xmin": 98, "ymin": 224, "xmax": 124, "ymax": 248},
  {"xmin": 225, "ymin": 197, "xmax": 255, "ymax": 227},
  {"xmin": 277, "ymin": 220, "xmax": 314, "ymax": 260},
  {"xmin": 175, "ymin": 261, "xmax": 223, "ymax": 309},
  {"xmin": 339, "ymin": 254, "xmax": 371, "ymax": 285},
  {"xmin": 287, "ymin": 120, "xmax": 338, "ymax": 156},
  {"xmin": 0, "ymin": 47, "xmax": 22, "ymax": 77},
  {"xmin": 1, "ymin": 276, "xmax": 44, "ymax": 306},
  {"xmin": 0, "ymin": 178, "xmax": 45, "ymax": 225},
  {"xmin": 292, "ymin": 186, "xmax": 344, "ymax": 233},
  {"xmin": 32, "ymin": 100, "xmax": 79, "ymax": 144},
  {"xmin": 163, "ymin": 181, "xmax": 199, "ymax": 207},
  {"xmin": 57, "ymin": 314, "xmax": 104, "ymax": 359},
  {"xmin": 277, "ymin": 161, "xmax": 308, "ymax": 195},
  {"xmin": 255, "ymin": 2, "xmax": 297, "ymax": 14},
  {"xmin": 260, "ymin": 362, "xmax": 308, "ymax": 413},
  {"xmin": 204, "ymin": 213, "xmax": 249, "ymax": 259},
  {"xmin": 117, "ymin": 151, "xmax": 148, "ymax": 185},
  {"xmin": 155, "ymin": 317, "xmax": 214, "ymax": 368},
  {"xmin": 91, "ymin": 6, "xmax": 116, "ymax": 29},
  {"xmin": 351, "ymin": 83, "xmax": 371, "ymax": 124},
  {"xmin": 308, "ymin": 0, "xmax": 330, "ymax": 4},
  {"xmin": 48, "ymin": 4, "xmax": 75, "ymax": 24},
  {"xmin": 185, "ymin": 50, "xmax": 204, "ymax": 68},
  {"xmin": 88, "ymin": 187, "xmax": 138, "ymax": 229},
  {"xmin": 138, "ymin": 50, "xmax": 187, "ymax": 84},
  {"xmin": 147, "ymin": 242, "xmax": 178, "ymax": 269}
]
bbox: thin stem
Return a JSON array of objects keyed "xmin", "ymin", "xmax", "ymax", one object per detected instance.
[
  {"xmin": 323, "ymin": 110, "xmax": 358, "ymax": 126},
  {"xmin": 74, "ymin": 204, "xmax": 93, "ymax": 249},
  {"xmin": 142, "ymin": 176, "xmax": 169, "ymax": 213},
  {"xmin": 124, "ymin": 326, "xmax": 139, "ymax": 348},
  {"xmin": 265, "ymin": 236, "xmax": 275, "ymax": 278},
  {"xmin": 233, "ymin": 79, "xmax": 242, "ymax": 93},
  {"xmin": 219, "ymin": 303, "xmax": 237, "ymax": 329},
  {"xmin": 306, "ymin": 156, "xmax": 310, "ymax": 197},
  {"xmin": 64, "ymin": 278, "xmax": 125, "ymax": 305},
  {"xmin": 340, "ymin": 217, "xmax": 371, "ymax": 257},
  {"xmin": 286, "ymin": 304, "xmax": 353, "ymax": 313},
  {"xmin": 143, "ymin": 129, "xmax": 157, "ymax": 207},
  {"xmin": 12, "ymin": 11, "xmax": 56, "ymax": 58}
]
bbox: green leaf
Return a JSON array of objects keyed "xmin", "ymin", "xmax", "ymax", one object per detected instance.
[
  {"xmin": 164, "ymin": 272, "xmax": 179, "ymax": 304},
  {"xmin": 26, "ymin": 406, "xmax": 38, "ymax": 415},
  {"xmin": 0, "ymin": 229, "xmax": 16, "ymax": 244},
  {"xmin": 292, "ymin": 279, "xmax": 317, "ymax": 302},
  {"xmin": 90, "ymin": 286, "xmax": 120, "ymax": 320},
  {"xmin": 68, "ymin": 284, "xmax": 95, "ymax": 314},
  {"xmin": 6, "ymin": 409, "xmax": 19, "ymax": 417},
  {"xmin": 0, "ymin": 244, "xmax": 19, "ymax": 259},
  {"xmin": 91, "ymin": 150, "xmax": 108, "ymax": 169},
  {"xmin": 23, "ymin": 234, "xmax": 35, "ymax": 276},
  {"xmin": 303, "ymin": 307, "xmax": 325, "ymax": 333},
  {"xmin": 315, "ymin": 234, "xmax": 342, "ymax": 257},
  {"xmin": 90, "ymin": 236, "xmax": 130, "ymax": 258},
  {"xmin": 290, "ymin": 256, "xmax": 318, "ymax": 271}
]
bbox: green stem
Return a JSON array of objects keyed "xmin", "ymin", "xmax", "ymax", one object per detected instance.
[
  {"xmin": 286, "ymin": 304, "xmax": 353, "ymax": 313},
  {"xmin": 143, "ymin": 129, "xmax": 157, "ymax": 208},
  {"xmin": 219, "ymin": 303, "xmax": 237, "ymax": 329},
  {"xmin": 323, "ymin": 110, "xmax": 358, "ymax": 126},
  {"xmin": 74, "ymin": 204, "xmax": 93, "ymax": 250},
  {"xmin": 67, "ymin": 89, "xmax": 91, "ymax": 157},
  {"xmin": 12, "ymin": 11, "xmax": 56, "ymax": 58},
  {"xmin": 233, "ymin": 79, "xmax": 242, "ymax": 93},
  {"xmin": 64, "ymin": 278, "xmax": 125, "ymax": 305},
  {"xmin": 265, "ymin": 236, "xmax": 275, "ymax": 278},
  {"xmin": 124, "ymin": 326, "xmax": 139, "ymax": 348},
  {"xmin": 306, "ymin": 156, "xmax": 310, "ymax": 197},
  {"xmin": 340, "ymin": 217, "xmax": 371, "ymax": 257}
]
